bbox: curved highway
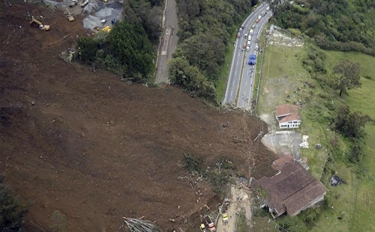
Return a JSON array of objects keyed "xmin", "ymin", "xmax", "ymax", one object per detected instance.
[{"xmin": 223, "ymin": 3, "xmax": 271, "ymax": 109}]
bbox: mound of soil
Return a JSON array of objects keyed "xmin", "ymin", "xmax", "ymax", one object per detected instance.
[{"xmin": 0, "ymin": 3, "xmax": 276, "ymax": 231}]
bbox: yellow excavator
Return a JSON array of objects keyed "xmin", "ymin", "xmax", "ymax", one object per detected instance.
[
  {"xmin": 29, "ymin": 16, "xmax": 50, "ymax": 31},
  {"xmin": 65, "ymin": 6, "xmax": 75, "ymax": 22}
]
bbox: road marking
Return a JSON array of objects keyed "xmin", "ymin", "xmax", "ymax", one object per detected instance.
[
  {"xmin": 245, "ymin": 80, "xmax": 248, "ymax": 85},
  {"xmin": 234, "ymin": 70, "xmax": 237, "ymax": 76}
]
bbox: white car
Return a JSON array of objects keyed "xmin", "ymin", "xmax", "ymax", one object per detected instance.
[
  {"xmin": 247, "ymin": 41, "xmax": 251, "ymax": 46},
  {"xmin": 244, "ymin": 33, "xmax": 248, "ymax": 38},
  {"xmin": 250, "ymin": 29, "xmax": 254, "ymax": 35},
  {"xmin": 248, "ymin": 35, "xmax": 252, "ymax": 41},
  {"xmin": 246, "ymin": 46, "xmax": 250, "ymax": 52},
  {"xmin": 255, "ymin": 45, "xmax": 259, "ymax": 51},
  {"xmin": 252, "ymin": 24, "xmax": 256, "ymax": 29}
]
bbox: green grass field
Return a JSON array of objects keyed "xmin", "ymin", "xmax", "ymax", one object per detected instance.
[{"xmin": 257, "ymin": 37, "xmax": 375, "ymax": 231}]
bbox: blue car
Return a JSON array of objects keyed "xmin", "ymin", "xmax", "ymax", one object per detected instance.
[{"xmin": 248, "ymin": 54, "xmax": 257, "ymax": 65}]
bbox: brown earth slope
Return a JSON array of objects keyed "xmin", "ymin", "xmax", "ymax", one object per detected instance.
[{"xmin": 0, "ymin": 3, "xmax": 276, "ymax": 231}]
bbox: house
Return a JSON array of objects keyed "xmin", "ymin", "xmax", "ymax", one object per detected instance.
[
  {"xmin": 250, "ymin": 156, "xmax": 326, "ymax": 218},
  {"xmin": 275, "ymin": 104, "xmax": 301, "ymax": 129}
]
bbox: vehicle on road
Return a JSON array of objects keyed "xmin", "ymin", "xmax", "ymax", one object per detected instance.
[
  {"xmin": 244, "ymin": 33, "xmax": 247, "ymax": 38},
  {"xmin": 247, "ymin": 41, "xmax": 251, "ymax": 46},
  {"xmin": 221, "ymin": 199, "xmax": 230, "ymax": 224},
  {"xmin": 248, "ymin": 54, "xmax": 256, "ymax": 65},
  {"xmin": 255, "ymin": 45, "xmax": 259, "ymax": 51},
  {"xmin": 255, "ymin": 18, "xmax": 260, "ymax": 23},
  {"xmin": 246, "ymin": 46, "xmax": 250, "ymax": 52},
  {"xmin": 252, "ymin": 24, "xmax": 256, "ymax": 29},
  {"xmin": 267, "ymin": 6, "xmax": 270, "ymax": 11},
  {"xmin": 248, "ymin": 35, "xmax": 252, "ymax": 41},
  {"xmin": 250, "ymin": 29, "xmax": 254, "ymax": 35},
  {"xmin": 237, "ymin": 32, "xmax": 241, "ymax": 38}
]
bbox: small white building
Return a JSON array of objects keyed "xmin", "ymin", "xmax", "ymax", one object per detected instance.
[{"xmin": 275, "ymin": 104, "xmax": 301, "ymax": 129}]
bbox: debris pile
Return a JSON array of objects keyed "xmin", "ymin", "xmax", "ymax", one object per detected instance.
[{"xmin": 119, "ymin": 217, "xmax": 161, "ymax": 232}]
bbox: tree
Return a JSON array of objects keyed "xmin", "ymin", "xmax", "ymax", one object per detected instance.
[
  {"xmin": 333, "ymin": 59, "xmax": 361, "ymax": 96},
  {"xmin": 335, "ymin": 105, "xmax": 372, "ymax": 138}
]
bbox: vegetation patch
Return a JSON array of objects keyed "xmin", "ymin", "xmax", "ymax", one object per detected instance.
[
  {"xmin": 183, "ymin": 154, "xmax": 237, "ymax": 196},
  {"xmin": 0, "ymin": 177, "xmax": 29, "ymax": 231},
  {"xmin": 170, "ymin": 0, "xmax": 260, "ymax": 102}
]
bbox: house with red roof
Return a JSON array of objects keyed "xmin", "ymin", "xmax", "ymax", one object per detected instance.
[
  {"xmin": 275, "ymin": 104, "xmax": 301, "ymax": 129},
  {"xmin": 250, "ymin": 156, "xmax": 326, "ymax": 218}
]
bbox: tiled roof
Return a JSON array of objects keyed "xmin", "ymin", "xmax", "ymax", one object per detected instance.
[
  {"xmin": 250, "ymin": 159, "xmax": 326, "ymax": 218},
  {"xmin": 271, "ymin": 154, "xmax": 293, "ymax": 171}
]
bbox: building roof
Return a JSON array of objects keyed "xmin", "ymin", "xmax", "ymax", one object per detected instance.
[
  {"xmin": 251, "ymin": 159, "xmax": 326, "ymax": 218},
  {"xmin": 275, "ymin": 104, "xmax": 301, "ymax": 123},
  {"xmin": 271, "ymin": 154, "xmax": 293, "ymax": 171}
]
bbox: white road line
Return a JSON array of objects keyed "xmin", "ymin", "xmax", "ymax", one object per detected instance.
[{"xmin": 234, "ymin": 70, "xmax": 237, "ymax": 76}]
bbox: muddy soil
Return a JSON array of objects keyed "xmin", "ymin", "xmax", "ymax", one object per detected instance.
[{"xmin": 0, "ymin": 2, "xmax": 276, "ymax": 231}]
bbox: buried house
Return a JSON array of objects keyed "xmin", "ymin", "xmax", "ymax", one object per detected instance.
[{"xmin": 250, "ymin": 155, "xmax": 326, "ymax": 218}]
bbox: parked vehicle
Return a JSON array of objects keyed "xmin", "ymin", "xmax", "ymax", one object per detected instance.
[
  {"xmin": 244, "ymin": 33, "xmax": 248, "ymax": 38},
  {"xmin": 237, "ymin": 32, "xmax": 241, "ymax": 38},
  {"xmin": 250, "ymin": 29, "xmax": 254, "ymax": 35},
  {"xmin": 248, "ymin": 35, "xmax": 252, "ymax": 41},
  {"xmin": 204, "ymin": 216, "xmax": 216, "ymax": 232}
]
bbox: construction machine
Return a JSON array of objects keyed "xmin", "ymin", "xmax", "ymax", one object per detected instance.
[
  {"xmin": 80, "ymin": 0, "xmax": 89, "ymax": 7},
  {"xmin": 69, "ymin": 0, "xmax": 77, "ymax": 7},
  {"xmin": 29, "ymin": 16, "xmax": 50, "ymax": 31},
  {"xmin": 65, "ymin": 6, "xmax": 75, "ymax": 22}
]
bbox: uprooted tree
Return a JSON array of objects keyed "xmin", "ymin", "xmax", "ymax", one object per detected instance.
[{"xmin": 119, "ymin": 217, "xmax": 161, "ymax": 232}]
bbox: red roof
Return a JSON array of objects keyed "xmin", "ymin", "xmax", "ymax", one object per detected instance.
[
  {"xmin": 275, "ymin": 104, "xmax": 300, "ymax": 123},
  {"xmin": 272, "ymin": 154, "xmax": 293, "ymax": 171}
]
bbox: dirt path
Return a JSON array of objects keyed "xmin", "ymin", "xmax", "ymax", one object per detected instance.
[
  {"xmin": 155, "ymin": 0, "xmax": 179, "ymax": 84},
  {"xmin": 216, "ymin": 184, "xmax": 253, "ymax": 232}
]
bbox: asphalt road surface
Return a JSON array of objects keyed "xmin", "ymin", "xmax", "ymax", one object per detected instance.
[
  {"xmin": 223, "ymin": 3, "xmax": 270, "ymax": 108},
  {"xmin": 237, "ymin": 11, "xmax": 273, "ymax": 110}
]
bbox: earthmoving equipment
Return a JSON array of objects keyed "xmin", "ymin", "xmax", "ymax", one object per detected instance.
[
  {"xmin": 65, "ymin": 6, "xmax": 75, "ymax": 22},
  {"xmin": 29, "ymin": 16, "xmax": 50, "ymax": 31},
  {"xmin": 200, "ymin": 223, "xmax": 206, "ymax": 232},
  {"xmin": 221, "ymin": 198, "xmax": 230, "ymax": 224},
  {"xmin": 203, "ymin": 216, "xmax": 216, "ymax": 232},
  {"xmin": 80, "ymin": 0, "xmax": 89, "ymax": 7},
  {"xmin": 101, "ymin": 25, "xmax": 111, "ymax": 33},
  {"xmin": 69, "ymin": 0, "xmax": 77, "ymax": 7}
]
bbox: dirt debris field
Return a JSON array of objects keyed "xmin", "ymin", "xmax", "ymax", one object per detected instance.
[{"xmin": 0, "ymin": 2, "xmax": 277, "ymax": 231}]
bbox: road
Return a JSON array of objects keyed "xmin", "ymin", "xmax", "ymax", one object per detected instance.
[
  {"xmin": 223, "ymin": 3, "xmax": 270, "ymax": 108},
  {"xmin": 237, "ymin": 11, "xmax": 273, "ymax": 110},
  {"xmin": 155, "ymin": 0, "xmax": 179, "ymax": 84}
]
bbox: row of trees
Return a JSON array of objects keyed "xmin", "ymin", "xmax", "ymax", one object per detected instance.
[
  {"xmin": 170, "ymin": 0, "xmax": 258, "ymax": 101},
  {"xmin": 270, "ymin": 0, "xmax": 375, "ymax": 55}
]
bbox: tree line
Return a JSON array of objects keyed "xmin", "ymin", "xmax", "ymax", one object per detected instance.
[
  {"xmin": 269, "ymin": 0, "xmax": 375, "ymax": 56},
  {"xmin": 169, "ymin": 0, "xmax": 259, "ymax": 102}
]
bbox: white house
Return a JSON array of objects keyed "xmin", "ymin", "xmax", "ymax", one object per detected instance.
[{"xmin": 275, "ymin": 104, "xmax": 301, "ymax": 129}]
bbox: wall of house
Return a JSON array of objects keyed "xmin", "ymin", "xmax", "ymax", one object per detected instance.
[{"xmin": 279, "ymin": 120, "xmax": 301, "ymax": 129}]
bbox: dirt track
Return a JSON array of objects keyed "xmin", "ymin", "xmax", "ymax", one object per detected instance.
[{"xmin": 0, "ymin": 2, "xmax": 276, "ymax": 231}]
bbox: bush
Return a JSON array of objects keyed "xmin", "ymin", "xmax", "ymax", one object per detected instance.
[{"xmin": 0, "ymin": 178, "xmax": 29, "ymax": 231}]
